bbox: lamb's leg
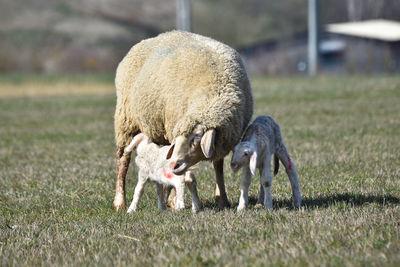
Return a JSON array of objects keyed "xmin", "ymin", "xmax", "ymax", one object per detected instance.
[
  {"xmin": 277, "ymin": 145, "xmax": 302, "ymax": 208},
  {"xmin": 113, "ymin": 147, "xmax": 131, "ymax": 211},
  {"xmin": 260, "ymin": 154, "xmax": 273, "ymax": 209},
  {"xmin": 174, "ymin": 182, "xmax": 185, "ymax": 211},
  {"xmin": 127, "ymin": 173, "xmax": 147, "ymax": 213},
  {"xmin": 237, "ymin": 166, "xmax": 252, "ymax": 211},
  {"xmin": 256, "ymin": 183, "xmax": 264, "ymax": 206},
  {"xmin": 156, "ymin": 183, "xmax": 167, "ymax": 211},
  {"xmin": 213, "ymin": 159, "xmax": 230, "ymax": 208},
  {"xmin": 185, "ymin": 172, "xmax": 203, "ymax": 213}
]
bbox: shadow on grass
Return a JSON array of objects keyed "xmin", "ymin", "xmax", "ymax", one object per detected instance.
[
  {"xmin": 202, "ymin": 193, "xmax": 400, "ymax": 211},
  {"xmin": 272, "ymin": 193, "xmax": 400, "ymax": 210}
]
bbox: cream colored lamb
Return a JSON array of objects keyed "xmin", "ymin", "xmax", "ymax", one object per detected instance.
[
  {"xmin": 230, "ymin": 116, "xmax": 302, "ymax": 211},
  {"xmin": 113, "ymin": 30, "xmax": 253, "ymax": 211},
  {"xmin": 125, "ymin": 133, "xmax": 202, "ymax": 213}
]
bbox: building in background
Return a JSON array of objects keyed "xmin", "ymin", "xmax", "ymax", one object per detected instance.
[
  {"xmin": 239, "ymin": 19, "xmax": 400, "ymax": 75},
  {"xmin": 323, "ymin": 19, "xmax": 400, "ymax": 73}
]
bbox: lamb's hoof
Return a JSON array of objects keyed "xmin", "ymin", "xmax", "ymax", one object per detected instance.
[
  {"xmin": 192, "ymin": 208, "xmax": 200, "ymax": 214},
  {"xmin": 113, "ymin": 196, "xmax": 126, "ymax": 211},
  {"xmin": 174, "ymin": 201, "xmax": 185, "ymax": 211},
  {"xmin": 292, "ymin": 201, "xmax": 302, "ymax": 209},
  {"xmin": 192, "ymin": 204, "xmax": 203, "ymax": 214},
  {"xmin": 236, "ymin": 205, "xmax": 246, "ymax": 212},
  {"xmin": 254, "ymin": 203, "xmax": 264, "ymax": 209}
]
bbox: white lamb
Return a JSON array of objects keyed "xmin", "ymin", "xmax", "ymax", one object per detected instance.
[
  {"xmin": 230, "ymin": 115, "xmax": 302, "ymax": 211},
  {"xmin": 125, "ymin": 133, "xmax": 203, "ymax": 213}
]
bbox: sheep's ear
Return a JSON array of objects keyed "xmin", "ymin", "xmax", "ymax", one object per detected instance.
[
  {"xmin": 249, "ymin": 151, "xmax": 257, "ymax": 176},
  {"xmin": 200, "ymin": 129, "xmax": 216, "ymax": 159},
  {"xmin": 166, "ymin": 143, "xmax": 175, "ymax": 159},
  {"xmin": 125, "ymin": 133, "xmax": 145, "ymax": 153}
]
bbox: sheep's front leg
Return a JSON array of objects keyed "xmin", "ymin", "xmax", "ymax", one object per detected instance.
[
  {"xmin": 214, "ymin": 159, "xmax": 230, "ymax": 208},
  {"xmin": 127, "ymin": 173, "xmax": 147, "ymax": 213},
  {"xmin": 185, "ymin": 172, "xmax": 203, "ymax": 213},
  {"xmin": 156, "ymin": 183, "xmax": 167, "ymax": 211},
  {"xmin": 113, "ymin": 147, "xmax": 131, "ymax": 211},
  {"xmin": 277, "ymin": 147, "xmax": 302, "ymax": 208},
  {"xmin": 260, "ymin": 155, "xmax": 273, "ymax": 210},
  {"xmin": 237, "ymin": 167, "xmax": 252, "ymax": 211}
]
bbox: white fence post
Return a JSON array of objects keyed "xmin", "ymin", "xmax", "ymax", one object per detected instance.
[
  {"xmin": 177, "ymin": 0, "xmax": 191, "ymax": 32},
  {"xmin": 308, "ymin": 0, "xmax": 318, "ymax": 76}
]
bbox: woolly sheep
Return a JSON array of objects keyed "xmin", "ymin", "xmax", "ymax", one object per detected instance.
[
  {"xmin": 230, "ymin": 116, "xmax": 302, "ymax": 210},
  {"xmin": 113, "ymin": 30, "xmax": 253, "ymax": 210},
  {"xmin": 125, "ymin": 133, "xmax": 203, "ymax": 213}
]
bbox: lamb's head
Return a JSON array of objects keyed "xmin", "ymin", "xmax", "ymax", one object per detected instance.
[
  {"xmin": 167, "ymin": 125, "xmax": 216, "ymax": 175},
  {"xmin": 230, "ymin": 141, "xmax": 258, "ymax": 175}
]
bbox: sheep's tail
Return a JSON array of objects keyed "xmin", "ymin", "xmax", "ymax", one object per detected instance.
[{"xmin": 273, "ymin": 154, "xmax": 279, "ymax": 176}]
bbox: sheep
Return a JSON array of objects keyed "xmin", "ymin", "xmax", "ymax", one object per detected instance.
[
  {"xmin": 230, "ymin": 115, "xmax": 302, "ymax": 211},
  {"xmin": 113, "ymin": 30, "xmax": 253, "ymax": 211},
  {"xmin": 125, "ymin": 133, "xmax": 203, "ymax": 213}
]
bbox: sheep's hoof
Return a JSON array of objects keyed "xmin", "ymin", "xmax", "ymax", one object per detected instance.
[
  {"xmin": 113, "ymin": 196, "xmax": 126, "ymax": 211},
  {"xmin": 216, "ymin": 195, "xmax": 231, "ymax": 209}
]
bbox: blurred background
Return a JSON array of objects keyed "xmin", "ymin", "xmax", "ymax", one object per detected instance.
[{"xmin": 1, "ymin": 0, "xmax": 400, "ymax": 75}]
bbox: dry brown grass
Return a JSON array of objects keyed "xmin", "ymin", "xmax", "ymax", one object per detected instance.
[{"xmin": 0, "ymin": 80, "xmax": 114, "ymax": 98}]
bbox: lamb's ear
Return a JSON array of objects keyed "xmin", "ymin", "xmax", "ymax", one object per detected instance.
[
  {"xmin": 200, "ymin": 129, "xmax": 216, "ymax": 159},
  {"xmin": 249, "ymin": 151, "xmax": 257, "ymax": 176},
  {"xmin": 166, "ymin": 143, "xmax": 175, "ymax": 159},
  {"xmin": 125, "ymin": 133, "xmax": 145, "ymax": 153}
]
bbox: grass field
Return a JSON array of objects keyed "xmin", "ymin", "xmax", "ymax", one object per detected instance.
[{"xmin": 0, "ymin": 75, "xmax": 399, "ymax": 266}]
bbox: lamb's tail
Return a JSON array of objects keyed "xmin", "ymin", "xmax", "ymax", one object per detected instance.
[{"xmin": 273, "ymin": 154, "xmax": 279, "ymax": 176}]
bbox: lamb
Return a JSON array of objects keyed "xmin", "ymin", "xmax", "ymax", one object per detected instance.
[
  {"xmin": 113, "ymin": 30, "xmax": 253, "ymax": 211},
  {"xmin": 125, "ymin": 133, "xmax": 203, "ymax": 213},
  {"xmin": 230, "ymin": 115, "xmax": 302, "ymax": 211}
]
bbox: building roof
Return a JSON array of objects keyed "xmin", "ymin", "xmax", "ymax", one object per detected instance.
[{"xmin": 326, "ymin": 19, "xmax": 400, "ymax": 42}]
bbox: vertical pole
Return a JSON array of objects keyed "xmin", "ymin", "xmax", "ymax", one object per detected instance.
[
  {"xmin": 177, "ymin": 0, "xmax": 191, "ymax": 32},
  {"xmin": 308, "ymin": 0, "xmax": 318, "ymax": 76}
]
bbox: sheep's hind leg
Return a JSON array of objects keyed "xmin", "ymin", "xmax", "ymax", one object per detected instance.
[
  {"xmin": 113, "ymin": 147, "xmax": 131, "ymax": 211},
  {"xmin": 214, "ymin": 159, "xmax": 231, "ymax": 209}
]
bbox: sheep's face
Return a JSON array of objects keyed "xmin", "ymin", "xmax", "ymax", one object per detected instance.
[
  {"xmin": 167, "ymin": 125, "xmax": 216, "ymax": 175},
  {"xmin": 231, "ymin": 142, "xmax": 257, "ymax": 175}
]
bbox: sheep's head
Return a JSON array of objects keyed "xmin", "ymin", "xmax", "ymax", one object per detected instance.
[
  {"xmin": 230, "ymin": 141, "xmax": 258, "ymax": 175},
  {"xmin": 167, "ymin": 125, "xmax": 216, "ymax": 175}
]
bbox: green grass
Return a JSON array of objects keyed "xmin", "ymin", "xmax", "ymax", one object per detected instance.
[{"xmin": 1, "ymin": 75, "xmax": 399, "ymax": 266}]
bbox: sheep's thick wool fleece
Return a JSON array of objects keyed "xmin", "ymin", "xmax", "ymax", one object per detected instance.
[{"xmin": 115, "ymin": 30, "xmax": 253, "ymax": 160}]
